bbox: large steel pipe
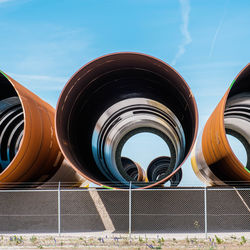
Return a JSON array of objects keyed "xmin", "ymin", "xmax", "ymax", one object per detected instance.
[
  {"xmin": 147, "ymin": 156, "xmax": 182, "ymax": 187},
  {"xmin": 121, "ymin": 157, "xmax": 146, "ymax": 182},
  {"xmin": 0, "ymin": 70, "xmax": 81, "ymax": 187},
  {"xmin": 56, "ymin": 52, "xmax": 198, "ymax": 188},
  {"xmin": 191, "ymin": 64, "xmax": 250, "ymax": 186}
]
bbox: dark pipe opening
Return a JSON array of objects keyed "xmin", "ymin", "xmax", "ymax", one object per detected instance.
[
  {"xmin": 0, "ymin": 73, "xmax": 24, "ymax": 173},
  {"xmin": 56, "ymin": 53, "xmax": 197, "ymax": 187}
]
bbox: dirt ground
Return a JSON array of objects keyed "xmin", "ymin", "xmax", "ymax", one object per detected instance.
[{"xmin": 0, "ymin": 234, "xmax": 249, "ymax": 249}]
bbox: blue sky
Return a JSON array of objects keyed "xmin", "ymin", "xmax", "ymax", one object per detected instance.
[{"xmin": 0, "ymin": 0, "xmax": 250, "ymax": 186}]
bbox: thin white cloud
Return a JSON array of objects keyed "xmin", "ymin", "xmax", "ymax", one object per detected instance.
[
  {"xmin": 7, "ymin": 72, "xmax": 68, "ymax": 90},
  {"xmin": 209, "ymin": 19, "xmax": 224, "ymax": 58},
  {"xmin": 8, "ymin": 73, "xmax": 67, "ymax": 83},
  {"xmin": 172, "ymin": 0, "xmax": 192, "ymax": 66},
  {"xmin": 209, "ymin": 1, "xmax": 228, "ymax": 58},
  {"xmin": 0, "ymin": 0, "xmax": 12, "ymax": 4},
  {"xmin": 179, "ymin": 61, "xmax": 242, "ymax": 71}
]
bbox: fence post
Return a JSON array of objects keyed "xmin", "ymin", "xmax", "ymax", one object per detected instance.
[
  {"xmin": 58, "ymin": 181, "xmax": 61, "ymax": 236},
  {"xmin": 204, "ymin": 185, "xmax": 207, "ymax": 239},
  {"xmin": 129, "ymin": 181, "xmax": 132, "ymax": 240}
]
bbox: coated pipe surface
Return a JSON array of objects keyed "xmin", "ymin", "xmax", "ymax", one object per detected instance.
[
  {"xmin": 0, "ymin": 71, "xmax": 64, "ymax": 186},
  {"xmin": 191, "ymin": 64, "xmax": 250, "ymax": 186}
]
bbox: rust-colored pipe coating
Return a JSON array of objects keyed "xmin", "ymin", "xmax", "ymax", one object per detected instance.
[
  {"xmin": 56, "ymin": 52, "xmax": 198, "ymax": 189},
  {"xmin": 0, "ymin": 71, "xmax": 64, "ymax": 186},
  {"xmin": 191, "ymin": 64, "xmax": 250, "ymax": 186}
]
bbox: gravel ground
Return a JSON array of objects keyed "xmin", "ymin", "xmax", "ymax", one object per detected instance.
[{"xmin": 0, "ymin": 233, "xmax": 249, "ymax": 249}]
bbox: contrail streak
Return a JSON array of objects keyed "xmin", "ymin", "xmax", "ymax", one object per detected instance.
[{"xmin": 172, "ymin": 0, "xmax": 192, "ymax": 66}]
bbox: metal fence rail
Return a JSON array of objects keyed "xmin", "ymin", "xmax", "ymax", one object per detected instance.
[{"xmin": 0, "ymin": 185, "xmax": 249, "ymax": 237}]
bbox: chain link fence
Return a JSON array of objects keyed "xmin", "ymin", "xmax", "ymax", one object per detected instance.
[{"xmin": 0, "ymin": 186, "xmax": 249, "ymax": 237}]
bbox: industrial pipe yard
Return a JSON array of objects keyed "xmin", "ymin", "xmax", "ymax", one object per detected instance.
[
  {"xmin": 1, "ymin": 53, "xmax": 249, "ymax": 189},
  {"xmin": 0, "ymin": 1, "xmax": 250, "ymax": 248},
  {"xmin": 0, "ymin": 29, "xmax": 249, "ymax": 248},
  {"xmin": 0, "ymin": 54, "xmax": 249, "ymax": 247}
]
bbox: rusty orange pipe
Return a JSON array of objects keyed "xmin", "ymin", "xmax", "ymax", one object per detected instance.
[
  {"xmin": 0, "ymin": 70, "xmax": 64, "ymax": 186},
  {"xmin": 191, "ymin": 64, "xmax": 250, "ymax": 186},
  {"xmin": 135, "ymin": 162, "xmax": 147, "ymax": 182}
]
